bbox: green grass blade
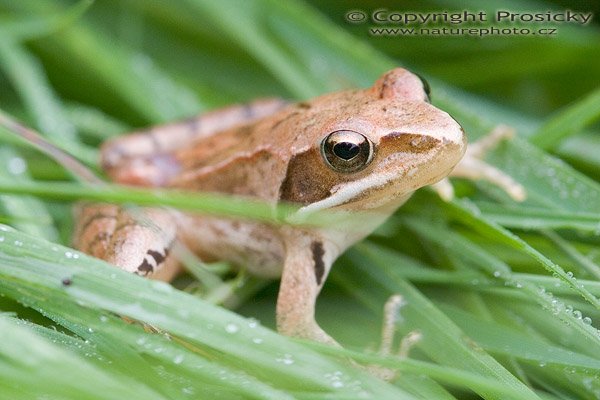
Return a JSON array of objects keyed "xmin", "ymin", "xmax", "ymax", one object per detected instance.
[
  {"xmin": 0, "ymin": 225, "xmax": 414, "ymax": 399},
  {"xmin": 529, "ymin": 87, "xmax": 600, "ymax": 150},
  {"xmin": 0, "ymin": 315, "xmax": 169, "ymax": 400},
  {"xmin": 445, "ymin": 198, "xmax": 600, "ymax": 313},
  {"xmin": 474, "ymin": 201, "xmax": 600, "ymax": 231},
  {"xmin": 335, "ymin": 246, "xmax": 541, "ymax": 400},
  {"xmin": 0, "ymin": 147, "xmax": 57, "ymax": 241},
  {"xmin": 0, "ymin": 40, "xmax": 79, "ymax": 144},
  {"xmin": 0, "ymin": 0, "xmax": 93, "ymax": 41}
]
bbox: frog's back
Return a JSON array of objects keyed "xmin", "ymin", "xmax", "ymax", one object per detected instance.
[{"xmin": 99, "ymin": 98, "xmax": 289, "ymax": 192}]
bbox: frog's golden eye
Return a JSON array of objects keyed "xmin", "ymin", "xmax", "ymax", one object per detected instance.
[{"xmin": 321, "ymin": 130, "xmax": 374, "ymax": 173}]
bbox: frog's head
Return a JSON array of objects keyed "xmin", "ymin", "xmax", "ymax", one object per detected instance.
[{"xmin": 279, "ymin": 68, "xmax": 466, "ymax": 214}]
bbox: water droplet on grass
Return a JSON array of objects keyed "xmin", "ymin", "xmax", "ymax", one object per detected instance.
[
  {"xmin": 182, "ymin": 387, "xmax": 195, "ymax": 395},
  {"xmin": 173, "ymin": 354, "xmax": 184, "ymax": 364},
  {"xmin": 276, "ymin": 353, "xmax": 294, "ymax": 365},
  {"xmin": 225, "ymin": 323, "xmax": 239, "ymax": 334}
]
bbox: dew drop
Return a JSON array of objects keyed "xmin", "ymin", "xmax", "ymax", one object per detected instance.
[
  {"xmin": 573, "ymin": 310, "xmax": 583, "ymax": 320},
  {"xmin": 566, "ymin": 271, "xmax": 574, "ymax": 278},
  {"xmin": 65, "ymin": 251, "xmax": 74, "ymax": 258},
  {"xmin": 276, "ymin": 353, "xmax": 294, "ymax": 365},
  {"xmin": 182, "ymin": 387, "xmax": 195, "ymax": 395},
  {"xmin": 8, "ymin": 157, "xmax": 27, "ymax": 175},
  {"xmin": 566, "ymin": 305, "xmax": 574, "ymax": 314},
  {"xmin": 14, "ymin": 240, "xmax": 23, "ymax": 247},
  {"xmin": 0, "ymin": 236, "xmax": 4, "ymax": 242},
  {"xmin": 99, "ymin": 315, "xmax": 108, "ymax": 323},
  {"xmin": 583, "ymin": 317, "xmax": 592, "ymax": 325},
  {"xmin": 225, "ymin": 323, "xmax": 239, "ymax": 334},
  {"xmin": 252, "ymin": 337, "xmax": 263, "ymax": 344},
  {"xmin": 173, "ymin": 354, "xmax": 184, "ymax": 364},
  {"xmin": 493, "ymin": 271, "xmax": 501, "ymax": 278}
]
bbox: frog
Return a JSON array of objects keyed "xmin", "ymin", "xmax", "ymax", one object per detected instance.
[{"xmin": 72, "ymin": 67, "xmax": 525, "ymax": 346}]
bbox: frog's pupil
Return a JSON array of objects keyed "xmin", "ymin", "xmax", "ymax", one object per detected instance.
[{"xmin": 333, "ymin": 142, "xmax": 360, "ymax": 160}]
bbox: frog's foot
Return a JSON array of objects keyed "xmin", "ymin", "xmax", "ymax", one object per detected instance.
[
  {"xmin": 368, "ymin": 295, "xmax": 422, "ymax": 381},
  {"xmin": 433, "ymin": 125, "xmax": 526, "ymax": 201}
]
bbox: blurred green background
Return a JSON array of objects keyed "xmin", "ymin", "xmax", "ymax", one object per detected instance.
[{"xmin": 313, "ymin": 0, "xmax": 600, "ymax": 117}]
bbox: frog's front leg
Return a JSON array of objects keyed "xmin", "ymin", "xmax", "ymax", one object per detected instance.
[
  {"xmin": 433, "ymin": 125, "xmax": 526, "ymax": 201},
  {"xmin": 73, "ymin": 204, "xmax": 180, "ymax": 281},
  {"xmin": 276, "ymin": 227, "xmax": 340, "ymax": 345}
]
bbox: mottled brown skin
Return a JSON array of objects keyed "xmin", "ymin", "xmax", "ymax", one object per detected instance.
[{"xmin": 75, "ymin": 68, "xmax": 521, "ymax": 345}]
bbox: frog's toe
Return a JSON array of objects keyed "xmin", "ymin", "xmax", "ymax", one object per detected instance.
[
  {"xmin": 379, "ymin": 295, "xmax": 422, "ymax": 357},
  {"xmin": 430, "ymin": 178, "xmax": 455, "ymax": 201},
  {"xmin": 449, "ymin": 125, "xmax": 526, "ymax": 201},
  {"xmin": 366, "ymin": 295, "xmax": 422, "ymax": 381},
  {"xmin": 453, "ymin": 156, "xmax": 526, "ymax": 201}
]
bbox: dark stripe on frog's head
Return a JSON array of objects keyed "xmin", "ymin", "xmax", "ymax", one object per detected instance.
[{"xmin": 279, "ymin": 147, "xmax": 338, "ymax": 205}]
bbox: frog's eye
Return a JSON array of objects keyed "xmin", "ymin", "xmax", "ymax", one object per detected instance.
[{"xmin": 321, "ymin": 130, "xmax": 374, "ymax": 173}]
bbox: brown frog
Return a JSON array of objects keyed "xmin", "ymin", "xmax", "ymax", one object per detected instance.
[{"xmin": 73, "ymin": 68, "xmax": 524, "ymax": 345}]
